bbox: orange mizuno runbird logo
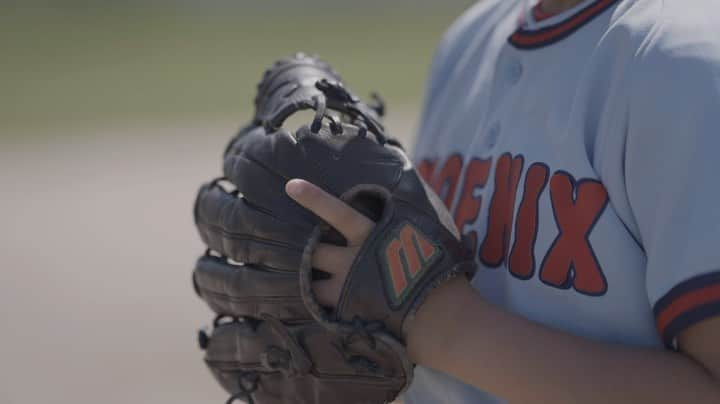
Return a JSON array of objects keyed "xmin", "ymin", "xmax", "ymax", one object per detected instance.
[{"xmin": 380, "ymin": 223, "xmax": 442, "ymax": 307}]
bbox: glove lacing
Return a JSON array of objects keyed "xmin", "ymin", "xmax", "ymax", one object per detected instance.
[
  {"xmin": 225, "ymin": 371, "xmax": 259, "ymax": 404},
  {"xmin": 210, "ymin": 314, "xmax": 315, "ymax": 404},
  {"xmin": 310, "ymin": 79, "xmax": 388, "ymax": 145},
  {"xmin": 206, "ymin": 316, "xmax": 261, "ymax": 404},
  {"xmin": 331, "ymin": 318, "xmax": 386, "ymax": 374}
]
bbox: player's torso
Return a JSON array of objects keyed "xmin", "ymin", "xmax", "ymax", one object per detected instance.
[
  {"xmin": 416, "ymin": 0, "xmax": 661, "ymax": 348},
  {"xmin": 409, "ymin": 1, "xmax": 664, "ymax": 401}
]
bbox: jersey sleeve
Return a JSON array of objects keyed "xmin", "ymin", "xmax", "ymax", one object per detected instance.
[{"xmin": 625, "ymin": 13, "xmax": 720, "ymax": 348}]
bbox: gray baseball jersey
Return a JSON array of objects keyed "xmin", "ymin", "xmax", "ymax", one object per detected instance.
[{"xmin": 404, "ymin": 0, "xmax": 720, "ymax": 403}]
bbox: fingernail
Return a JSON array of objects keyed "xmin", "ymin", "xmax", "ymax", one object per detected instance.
[{"xmin": 286, "ymin": 179, "xmax": 305, "ymax": 198}]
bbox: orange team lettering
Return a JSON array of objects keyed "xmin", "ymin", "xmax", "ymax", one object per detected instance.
[
  {"xmin": 417, "ymin": 159, "xmax": 438, "ymax": 184},
  {"xmin": 479, "ymin": 153, "xmax": 524, "ymax": 268},
  {"xmin": 453, "ymin": 158, "xmax": 492, "ymax": 254},
  {"xmin": 430, "ymin": 154, "xmax": 463, "ymax": 208},
  {"xmin": 508, "ymin": 163, "xmax": 549, "ymax": 279},
  {"xmin": 539, "ymin": 172, "xmax": 609, "ymax": 295}
]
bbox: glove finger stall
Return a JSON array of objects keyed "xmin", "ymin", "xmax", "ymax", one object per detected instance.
[
  {"xmin": 194, "ymin": 255, "xmax": 311, "ymax": 322},
  {"xmin": 223, "ymin": 124, "xmax": 267, "ymax": 160},
  {"xmin": 194, "ymin": 182, "xmax": 311, "ymax": 271}
]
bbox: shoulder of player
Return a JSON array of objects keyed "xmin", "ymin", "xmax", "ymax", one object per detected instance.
[
  {"xmin": 609, "ymin": 0, "xmax": 720, "ymax": 99},
  {"xmin": 615, "ymin": 0, "xmax": 720, "ymax": 71}
]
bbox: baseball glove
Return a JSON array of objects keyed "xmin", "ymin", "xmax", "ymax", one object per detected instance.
[{"xmin": 193, "ymin": 53, "xmax": 476, "ymax": 404}]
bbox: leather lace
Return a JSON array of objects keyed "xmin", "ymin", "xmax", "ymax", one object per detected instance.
[
  {"xmin": 225, "ymin": 371, "xmax": 259, "ymax": 404},
  {"xmin": 333, "ymin": 318, "xmax": 385, "ymax": 374},
  {"xmin": 210, "ymin": 314, "xmax": 314, "ymax": 404},
  {"xmin": 310, "ymin": 78, "xmax": 388, "ymax": 145},
  {"xmin": 207, "ymin": 316, "xmax": 261, "ymax": 404}
]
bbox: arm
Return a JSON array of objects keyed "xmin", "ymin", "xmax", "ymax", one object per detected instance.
[
  {"xmin": 408, "ymin": 276, "xmax": 720, "ymax": 404},
  {"xmin": 286, "ymin": 179, "xmax": 720, "ymax": 404}
]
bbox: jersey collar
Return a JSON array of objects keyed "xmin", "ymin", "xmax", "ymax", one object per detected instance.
[{"xmin": 509, "ymin": 0, "xmax": 620, "ymax": 50}]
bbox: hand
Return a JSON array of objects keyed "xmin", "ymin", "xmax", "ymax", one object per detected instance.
[{"xmin": 285, "ymin": 178, "xmax": 375, "ymax": 307}]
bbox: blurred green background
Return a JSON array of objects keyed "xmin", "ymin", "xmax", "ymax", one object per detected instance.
[
  {"xmin": 2, "ymin": 0, "xmax": 474, "ymax": 136},
  {"xmin": 0, "ymin": 1, "xmax": 475, "ymax": 403}
]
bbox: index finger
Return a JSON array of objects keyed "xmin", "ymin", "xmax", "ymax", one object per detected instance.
[{"xmin": 285, "ymin": 179, "xmax": 374, "ymax": 245}]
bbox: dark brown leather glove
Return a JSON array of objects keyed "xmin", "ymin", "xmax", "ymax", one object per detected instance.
[{"xmin": 193, "ymin": 53, "xmax": 475, "ymax": 404}]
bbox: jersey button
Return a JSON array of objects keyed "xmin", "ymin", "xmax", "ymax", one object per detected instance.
[
  {"xmin": 508, "ymin": 61, "xmax": 524, "ymax": 84},
  {"xmin": 486, "ymin": 122, "xmax": 501, "ymax": 148}
]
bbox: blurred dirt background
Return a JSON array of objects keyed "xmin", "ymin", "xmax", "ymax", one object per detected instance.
[{"xmin": 0, "ymin": 1, "xmax": 474, "ymax": 403}]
